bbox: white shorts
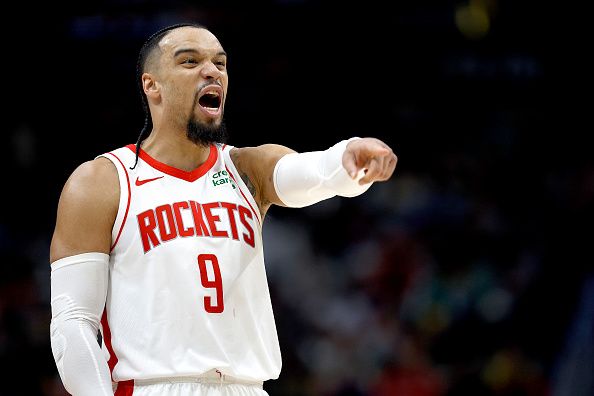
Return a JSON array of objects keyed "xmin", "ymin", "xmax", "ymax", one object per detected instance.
[{"xmin": 113, "ymin": 370, "xmax": 268, "ymax": 396}]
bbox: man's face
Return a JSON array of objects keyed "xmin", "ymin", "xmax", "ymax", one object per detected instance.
[{"xmin": 157, "ymin": 27, "xmax": 229, "ymax": 143}]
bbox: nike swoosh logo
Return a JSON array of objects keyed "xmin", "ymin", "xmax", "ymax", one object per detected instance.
[{"xmin": 135, "ymin": 176, "xmax": 164, "ymax": 186}]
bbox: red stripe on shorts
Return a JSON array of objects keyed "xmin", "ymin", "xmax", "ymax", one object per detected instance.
[{"xmin": 115, "ymin": 380, "xmax": 134, "ymax": 395}]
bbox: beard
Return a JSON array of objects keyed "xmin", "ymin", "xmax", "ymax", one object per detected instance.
[{"xmin": 186, "ymin": 117, "xmax": 228, "ymax": 146}]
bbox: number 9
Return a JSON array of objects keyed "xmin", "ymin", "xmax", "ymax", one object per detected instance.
[{"xmin": 197, "ymin": 254, "xmax": 224, "ymax": 313}]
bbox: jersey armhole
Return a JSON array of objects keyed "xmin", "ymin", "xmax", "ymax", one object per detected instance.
[
  {"xmin": 221, "ymin": 145, "xmax": 263, "ymax": 226},
  {"xmin": 96, "ymin": 150, "xmax": 132, "ymax": 251}
]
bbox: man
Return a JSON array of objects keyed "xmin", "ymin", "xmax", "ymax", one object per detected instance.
[{"xmin": 49, "ymin": 23, "xmax": 397, "ymax": 396}]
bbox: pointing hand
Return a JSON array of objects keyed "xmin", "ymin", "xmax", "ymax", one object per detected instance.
[{"xmin": 342, "ymin": 137, "xmax": 398, "ymax": 185}]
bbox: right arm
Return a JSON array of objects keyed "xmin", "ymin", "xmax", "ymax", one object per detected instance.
[
  {"xmin": 49, "ymin": 157, "xmax": 119, "ymax": 395},
  {"xmin": 50, "ymin": 157, "xmax": 118, "ymax": 261}
]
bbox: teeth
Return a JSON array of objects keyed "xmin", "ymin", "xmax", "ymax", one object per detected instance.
[{"xmin": 204, "ymin": 91, "xmax": 219, "ymax": 97}]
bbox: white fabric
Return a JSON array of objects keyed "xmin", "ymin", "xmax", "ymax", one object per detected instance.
[
  {"xmin": 97, "ymin": 144, "xmax": 281, "ymax": 385},
  {"xmin": 50, "ymin": 252, "xmax": 113, "ymax": 396},
  {"xmin": 122, "ymin": 382, "xmax": 267, "ymax": 396},
  {"xmin": 114, "ymin": 369, "xmax": 267, "ymax": 396},
  {"xmin": 272, "ymin": 138, "xmax": 372, "ymax": 208},
  {"xmin": 131, "ymin": 369, "xmax": 263, "ymax": 386}
]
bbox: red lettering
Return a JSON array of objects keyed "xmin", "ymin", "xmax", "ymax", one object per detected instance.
[
  {"xmin": 202, "ymin": 202, "xmax": 228, "ymax": 238},
  {"xmin": 155, "ymin": 204, "xmax": 177, "ymax": 242},
  {"xmin": 139, "ymin": 201, "xmax": 255, "ymax": 252},
  {"xmin": 137, "ymin": 209, "xmax": 160, "ymax": 253},
  {"xmin": 238, "ymin": 205, "xmax": 255, "ymax": 248},
  {"xmin": 173, "ymin": 201, "xmax": 194, "ymax": 237},
  {"xmin": 189, "ymin": 201, "xmax": 211, "ymax": 236},
  {"xmin": 220, "ymin": 202, "xmax": 239, "ymax": 240}
]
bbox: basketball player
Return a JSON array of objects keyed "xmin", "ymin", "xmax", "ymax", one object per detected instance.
[{"xmin": 49, "ymin": 23, "xmax": 397, "ymax": 396}]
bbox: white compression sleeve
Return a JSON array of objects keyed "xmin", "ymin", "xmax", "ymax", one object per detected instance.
[
  {"xmin": 273, "ymin": 138, "xmax": 373, "ymax": 208},
  {"xmin": 50, "ymin": 252, "xmax": 113, "ymax": 396}
]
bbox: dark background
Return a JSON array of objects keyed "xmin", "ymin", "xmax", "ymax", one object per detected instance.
[{"xmin": 1, "ymin": 1, "xmax": 591, "ymax": 395}]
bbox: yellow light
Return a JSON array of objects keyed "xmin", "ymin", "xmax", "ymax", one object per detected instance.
[{"xmin": 455, "ymin": 2, "xmax": 491, "ymax": 40}]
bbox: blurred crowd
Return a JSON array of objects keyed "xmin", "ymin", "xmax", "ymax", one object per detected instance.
[{"xmin": 263, "ymin": 166, "xmax": 587, "ymax": 396}]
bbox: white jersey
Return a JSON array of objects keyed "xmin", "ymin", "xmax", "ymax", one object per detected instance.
[{"xmin": 98, "ymin": 143, "xmax": 281, "ymax": 387}]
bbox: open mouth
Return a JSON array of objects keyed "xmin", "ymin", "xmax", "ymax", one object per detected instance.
[{"xmin": 197, "ymin": 85, "xmax": 223, "ymax": 116}]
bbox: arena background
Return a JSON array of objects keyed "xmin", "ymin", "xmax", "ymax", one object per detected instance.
[{"xmin": 1, "ymin": 1, "xmax": 590, "ymax": 395}]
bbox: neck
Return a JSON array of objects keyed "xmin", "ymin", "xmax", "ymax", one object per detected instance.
[{"xmin": 141, "ymin": 127, "xmax": 212, "ymax": 172}]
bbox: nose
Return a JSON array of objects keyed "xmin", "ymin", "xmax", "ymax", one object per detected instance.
[{"xmin": 200, "ymin": 60, "xmax": 224, "ymax": 80}]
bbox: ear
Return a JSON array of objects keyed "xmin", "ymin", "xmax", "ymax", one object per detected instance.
[{"xmin": 142, "ymin": 73, "xmax": 160, "ymax": 100}]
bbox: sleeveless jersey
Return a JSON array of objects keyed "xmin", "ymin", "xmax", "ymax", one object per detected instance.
[{"xmin": 98, "ymin": 143, "xmax": 282, "ymax": 385}]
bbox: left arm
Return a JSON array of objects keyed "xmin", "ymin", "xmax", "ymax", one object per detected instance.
[
  {"xmin": 230, "ymin": 144, "xmax": 295, "ymax": 217},
  {"xmin": 230, "ymin": 137, "xmax": 398, "ymax": 217}
]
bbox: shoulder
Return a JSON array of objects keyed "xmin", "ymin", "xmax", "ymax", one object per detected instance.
[
  {"xmin": 227, "ymin": 144, "xmax": 296, "ymax": 215},
  {"xmin": 228, "ymin": 144, "xmax": 295, "ymax": 190},
  {"xmin": 229, "ymin": 144, "xmax": 295, "ymax": 168},
  {"xmin": 70, "ymin": 156, "xmax": 118, "ymax": 181},
  {"xmin": 62, "ymin": 157, "xmax": 119, "ymax": 201},
  {"xmin": 50, "ymin": 157, "xmax": 120, "ymax": 262},
  {"xmin": 58, "ymin": 156, "xmax": 120, "ymax": 222}
]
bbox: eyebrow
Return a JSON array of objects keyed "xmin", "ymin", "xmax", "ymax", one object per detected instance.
[{"xmin": 173, "ymin": 48, "xmax": 227, "ymax": 58}]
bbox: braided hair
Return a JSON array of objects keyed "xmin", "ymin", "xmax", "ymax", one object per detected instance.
[{"xmin": 131, "ymin": 22, "xmax": 206, "ymax": 169}]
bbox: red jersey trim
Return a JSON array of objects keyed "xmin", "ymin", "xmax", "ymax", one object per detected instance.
[
  {"xmin": 115, "ymin": 380, "xmax": 134, "ymax": 395},
  {"xmin": 126, "ymin": 144, "xmax": 218, "ymax": 182},
  {"xmin": 106, "ymin": 152, "xmax": 131, "ymax": 252},
  {"xmin": 101, "ymin": 311, "xmax": 135, "ymax": 394},
  {"xmin": 101, "ymin": 311, "xmax": 118, "ymax": 379},
  {"xmin": 225, "ymin": 164, "xmax": 262, "ymax": 227}
]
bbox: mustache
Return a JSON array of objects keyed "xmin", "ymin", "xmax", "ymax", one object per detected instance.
[
  {"xmin": 197, "ymin": 80, "xmax": 223, "ymax": 92},
  {"xmin": 192, "ymin": 80, "xmax": 223, "ymax": 109}
]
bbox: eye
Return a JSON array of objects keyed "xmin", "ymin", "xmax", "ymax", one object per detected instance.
[
  {"xmin": 215, "ymin": 60, "xmax": 227, "ymax": 69},
  {"xmin": 181, "ymin": 58, "xmax": 198, "ymax": 65}
]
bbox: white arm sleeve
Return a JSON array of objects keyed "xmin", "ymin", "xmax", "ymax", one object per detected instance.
[
  {"xmin": 272, "ymin": 138, "xmax": 373, "ymax": 208},
  {"xmin": 50, "ymin": 252, "xmax": 113, "ymax": 396}
]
